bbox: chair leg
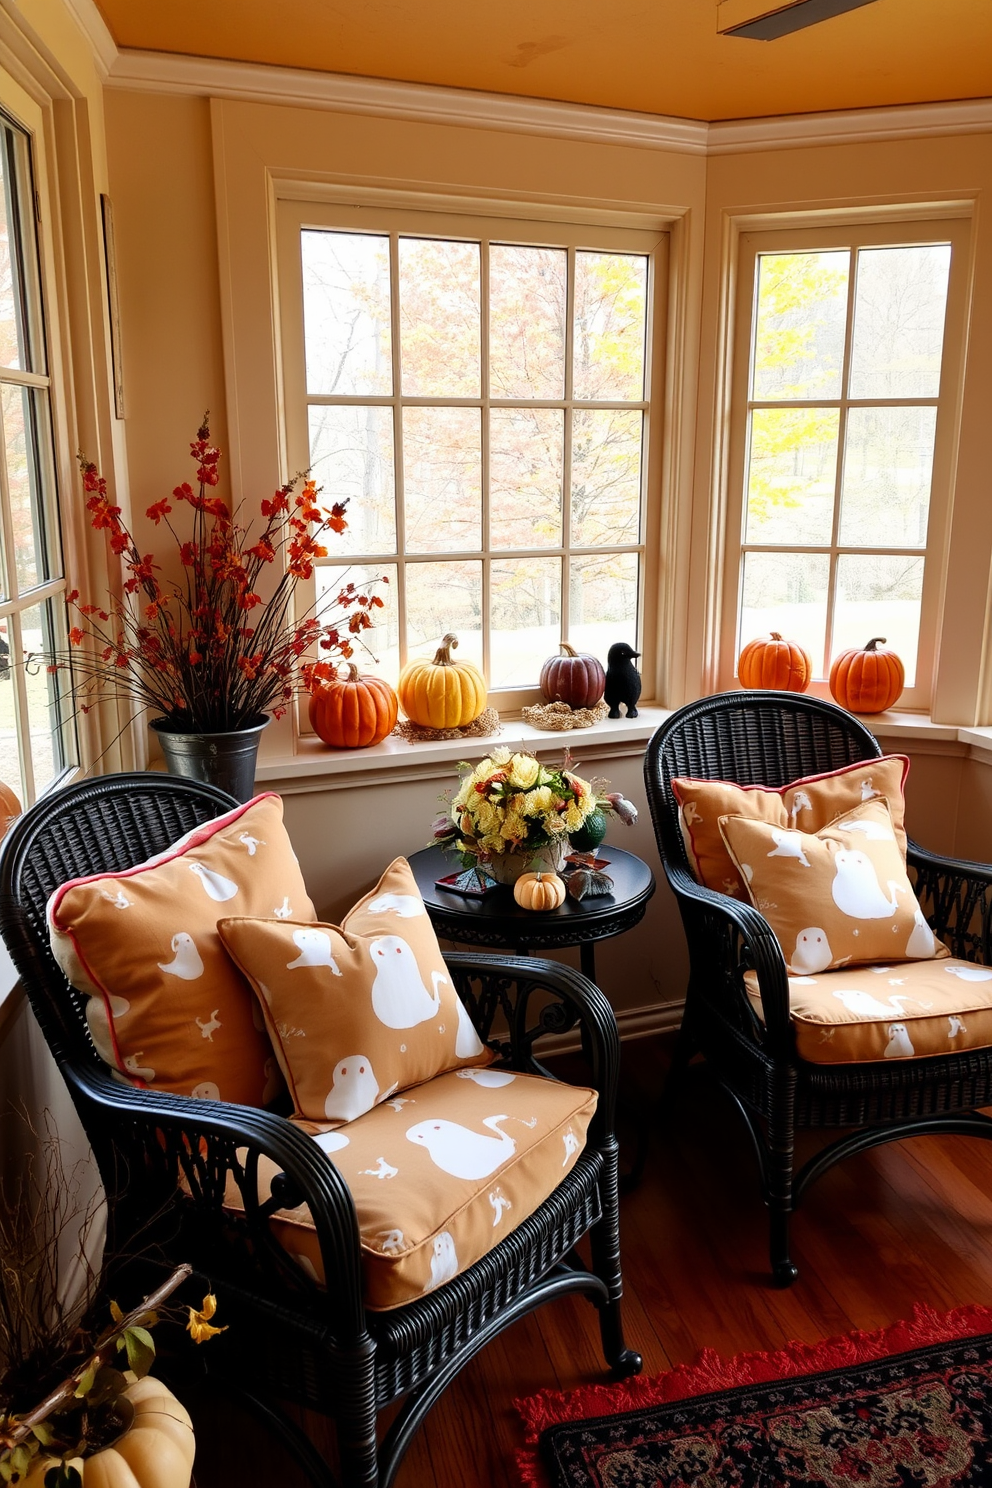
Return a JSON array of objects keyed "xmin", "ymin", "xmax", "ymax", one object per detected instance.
[
  {"xmin": 625, "ymin": 1004, "xmax": 698, "ymax": 1190},
  {"xmin": 589, "ymin": 1136, "xmax": 643, "ymax": 1379},
  {"xmin": 766, "ymin": 1069, "xmax": 799, "ymax": 1288},
  {"xmin": 337, "ymin": 1340, "xmax": 380, "ymax": 1488}
]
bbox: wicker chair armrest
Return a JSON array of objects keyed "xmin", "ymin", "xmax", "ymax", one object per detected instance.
[
  {"xmin": 442, "ymin": 951, "xmax": 620, "ymax": 1140},
  {"xmin": 67, "ymin": 1058, "xmax": 366, "ymax": 1342},
  {"xmin": 663, "ymin": 861, "xmax": 792, "ymax": 1044},
  {"xmin": 908, "ymin": 840, "xmax": 992, "ymax": 963}
]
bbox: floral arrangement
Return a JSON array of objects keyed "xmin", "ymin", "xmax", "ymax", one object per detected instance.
[
  {"xmin": 62, "ymin": 416, "xmax": 385, "ymax": 732},
  {"xmin": 432, "ymin": 747, "xmax": 636, "ymax": 867}
]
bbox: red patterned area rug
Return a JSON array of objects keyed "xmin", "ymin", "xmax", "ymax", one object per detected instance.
[{"xmin": 516, "ymin": 1305, "xmax": 992, "ymax": 1487}]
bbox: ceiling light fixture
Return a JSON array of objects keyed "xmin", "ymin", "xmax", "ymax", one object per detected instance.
[{"xmin": 717, "ymin": 0, "xmax": 880, "ymax": 40}]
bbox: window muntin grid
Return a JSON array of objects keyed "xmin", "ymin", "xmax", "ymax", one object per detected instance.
[
  {"xmin": 284, "ymin": 205, "xmax": 663, "ymax": 706},
  {"xmin": 727, "ymin": 225, "xmax": 963, "ymax": 706},
  {"xmin": 0, "ymin": 113, "xmax": 70, "ymax": 805}
]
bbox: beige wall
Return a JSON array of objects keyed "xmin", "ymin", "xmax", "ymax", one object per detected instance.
[{"xmin": 98, "ymin": 85, "xmax": 992, "ymax": 1021}]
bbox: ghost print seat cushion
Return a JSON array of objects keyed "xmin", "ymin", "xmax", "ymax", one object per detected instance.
[
  {"xmin": 48, "ymin": 793, "xmax": 315, "ymax": 1105},
  {"xmin": 744, "ymin": 960, "xmax": 992, "ymax": 1065},
  {"xmin": 718, "ymin": 798, "xmax": 946, "ymax": 974},
  {"xmin": 217, "ymin": 857, "xmax": 492, "ymax": 1124},
  {"xmin": 219, "ymin": 1067, "xmax": 597, "ymax": 1309}
]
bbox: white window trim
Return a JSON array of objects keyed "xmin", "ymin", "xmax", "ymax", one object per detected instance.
[
  {"xmin": 710, "ymin": 208, "xmax": 974, "ymax": 714},
  {"xmin": 275, "ymin": 195, "xmax": 668, "ymax": 720}
]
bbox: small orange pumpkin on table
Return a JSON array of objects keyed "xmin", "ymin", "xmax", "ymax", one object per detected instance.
[
  {"xmin": 309, "ymin": 664, "xmax": 398, "ymax": 748},
  {"xmin": 829, "ymin": 637, "xmax": 905, "ymax": 714},
  {"xmin": 513, "ymin": 872, "xmax": 567, "ymax": 912},
  {"xmin": 398, "ymin": 632, "xmax": 487, "ymax": 729},
  {"xmin": 737, "ymin": 632, "xmax": 812, "ymax": 693}
]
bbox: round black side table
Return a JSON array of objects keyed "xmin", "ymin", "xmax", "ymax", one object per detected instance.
[{"xmin": 408, "ymin": 844, "xmax": 655, "ymax": 985}]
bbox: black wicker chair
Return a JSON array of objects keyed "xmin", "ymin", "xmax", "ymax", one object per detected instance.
[
  {"xmin": 0, "ymin": 772, "xmax": 641, "ymax": 1488},
  {"xmin": 643, "ymin": 690, "xmax": 992, "ymax": 1287}
]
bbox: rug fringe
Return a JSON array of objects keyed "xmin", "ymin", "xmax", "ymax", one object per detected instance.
[{"xmin": 514, "ymin": 1302, "xmax": 992, "ymax": 1485}]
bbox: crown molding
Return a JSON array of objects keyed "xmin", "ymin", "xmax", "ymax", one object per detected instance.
[
  {"xmin": 62, "ymin": 0, "xmax": 117, "ymax": 79},
  {"xmin": 106, "ymin": 50, "xmax": 709, "ymax": 155},
  {"xmin": 105, "ymin": 48, "xmax": 992, "ymax": 157},
  {"xmin": 709, "ymin": 96, "xmax": 992, "ymax": 153}
]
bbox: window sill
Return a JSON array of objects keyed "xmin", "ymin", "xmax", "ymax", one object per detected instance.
[{"xmin": 253, "ymin": 706, "xmax": 672, "ymax": 794}]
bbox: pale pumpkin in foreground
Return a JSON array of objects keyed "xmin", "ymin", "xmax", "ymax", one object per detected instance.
[{"xmin": 22, "ymin": 1377, "xmax": 195, "ymax": 1488}]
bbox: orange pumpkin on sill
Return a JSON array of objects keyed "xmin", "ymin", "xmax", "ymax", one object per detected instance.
[
  {"xmin": 829, "ymin": 637, "xmax": 905, "ymax": 714},
  {"xmin": 737, "ymin": 633, "xmax": 812, "ymax": 693},
  {"xmin": 309, "ymin": 664, "xmax": 399, "ymax": 748}
]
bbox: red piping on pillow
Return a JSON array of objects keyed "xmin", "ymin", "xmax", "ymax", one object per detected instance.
[
  {"xmin": 672, "ymin": 755, "xmax": 910, "ymax": 882},
  {"xmin": 49, "ymin": 792, "xmax": 282, "ymax": 923}
]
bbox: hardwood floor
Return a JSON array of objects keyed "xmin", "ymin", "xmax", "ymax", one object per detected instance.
[{"xmin": 187, "ymin": 1032, "xmax": 992, "ymax": 1486}]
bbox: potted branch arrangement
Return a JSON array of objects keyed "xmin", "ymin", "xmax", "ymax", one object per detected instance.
[{"xmin": 60, "ymin": 416, "xmax": 387, "ymax": 799}]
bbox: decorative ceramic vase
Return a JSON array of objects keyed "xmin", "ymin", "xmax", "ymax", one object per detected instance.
[
  {"xmin": 483, "ymin": 840, "xmax": 568, "ymax": 886},
  {"xmin": 150, "ymin": 715, "xmax": 269, "ymax": 803}
]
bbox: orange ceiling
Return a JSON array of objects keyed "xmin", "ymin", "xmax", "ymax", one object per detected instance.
[{"xmin": 94, "ymin": 0, "xmax": 992, "ymax": 123}]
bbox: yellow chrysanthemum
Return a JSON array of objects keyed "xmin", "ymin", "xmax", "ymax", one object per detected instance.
[
  {"xmin": 545, "ymin": 814, "xmax": 569, "ymax": 835},
  {"xmin": 474, "ymin": 800, "xmax": 498, "ymax": 834},
  {"xmin": 507, "ymin": 753, "xmax": 540, "ymax": 789},
  {"xmin": 523, "ymin": 785, "xmax": 554, "ymax": 818},
  {"xmin": 490, "ymin": 746, "xmax": 512, "ymax": 766},
  {"xmin": 564, "ymin": 802, "xmax": 587, "ymax": 832}
]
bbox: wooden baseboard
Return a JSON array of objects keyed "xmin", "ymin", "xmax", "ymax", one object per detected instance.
[{"xmin": 536, "ymin": 998, "xmax": 684, "ymax": 1056}]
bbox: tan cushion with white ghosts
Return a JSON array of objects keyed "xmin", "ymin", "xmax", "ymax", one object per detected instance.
[
  {"xmin": 745, "ymin": 959, "xmax": 992, "ymax": 1065},
  {"xmin": 217, "ymin": 857, "xmax": 492, "ymax": 1124},
  {"xmin": 218, "ymin": 1068, "xmax": 596, "ymax": 1309},
  {"xmin": 719, "ymin": 797, "xmax": 948, "ymax": 974},
  {"xmin": 672, "ymin": 755, "xmax": 909, "ymax": 901},
  {"xmin": 48, "ymin": 793, "xmax": 314, "ymax": 1106}
]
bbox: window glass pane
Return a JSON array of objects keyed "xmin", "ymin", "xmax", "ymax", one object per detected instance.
[
  {"xmin": 740, "ymin": 552, "xmax": 830, "ymax": 677},
  {"xmin": 490, "ymin": 408, "xmax": 562, "ymax": 550},
  {"xmin": 405, "ymin": 560, "xmax": 482, "ymax": 669},
  {"xmin": 490, "ymin": 556, "xmax": 560, "ymax": 689},
  {"xmin": 839, "ymin": 406, "xmax": 936, "ymax": 548},
  {"xmin": 308, "ymin": 405, "xmax": 395, "ymax": 556},
  {"xmin": 301, "ymin": 230, "xmax": 392, "ymax": 396},
  {"xmin": 21, "ymin": 602, "xmax": 64, "ymax": 794},
  {"xmin": 744, "ymin": 407, "xmax": 839, "ymax": 546},
  {"xmin": 571, "ymin": 409, "xmax": 641, "ymax": 547},
  {"xmin": 403, "ymin": 407, "xmax": 481, "ymax": 555},
  {"xmin": 752, "ymin": 251, "xmax": 849, "ymax": 402},
  {"xmin": 3, "ymin": 384, "xmax": 57, "ymax": 591},
  {"xmin": 399, "ymin": 238, "xmax": 480, "ymax": 397},
  {"xmin": 0, "ymin": 616, "xmax": 22, "ymax": 802},
  {"xmin": 849, "ymin": 245, "xmax": 951, "ymax": 400},
  {"xmin": 833, "ymin": 554, "xmax": 923, "ymax": 687},
  {"xmin": 569, "ymin": 551, "xmax": 638, "ymax": 661},
  {"xmin": 573, "ymin": 251, "xmax": 646, "ymax": 401},
  {"xmin": 489, "ymin": 244, "xmax": 565, "ymax": 400},
  {"xmin": 316, "ymin": 562, "xmax": 398, "ymax": 685},
  {"xmin": 0, "ymin": 130, "xmax": 26, "ymax": 372}
]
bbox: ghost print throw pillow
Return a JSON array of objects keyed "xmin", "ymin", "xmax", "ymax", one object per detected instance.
[
  {"xmin": 217, "ymin": 857, "xmax": 493, "ymax": 1124},
  {"xmin": 48, "ymin": 793, "xmax": 314, "ymax": 1105},
  {"xmin": 718, "ymin": 798, "xmax": 948, "ymax": 975}
]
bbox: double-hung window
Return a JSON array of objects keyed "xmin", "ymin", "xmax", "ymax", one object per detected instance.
[
  {"xmin": 723, "ymin": 218, "xmax": 969, "ymax": 709},
  {"xmin": 277, "ymin": 200, "xmax": 666, "ymax": 712},
  {"xmin": 0, "ymin": 111, "xmax": 70, "ymax": 804}
]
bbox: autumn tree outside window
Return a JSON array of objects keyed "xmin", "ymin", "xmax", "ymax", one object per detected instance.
[
  {"xmin": 276, "ymin": 201, "xmax": 667, "ymax": 715},
  {"xmin": 722, "ymin": 217, "xmax": 971, "ymax": 712}
]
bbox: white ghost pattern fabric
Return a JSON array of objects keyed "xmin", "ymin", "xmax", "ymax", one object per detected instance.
[
  {"xmin": 719, "ymin": 798, "xmax": 947, "ymax": 974},
  {"xmin": 217, "ymin": 1069, "xmax": 596, "ymax": 1309},
  {"xmin": 47, "ymin": 793, "xmax": 315, "ymax": 1105},
  {"xmin": 744, "ymin": 957, "xmax": 992, "ymax": 1064},
  {"xmin": 217, "ymin": 857, "xmax": 491, "ymax": 1123}
]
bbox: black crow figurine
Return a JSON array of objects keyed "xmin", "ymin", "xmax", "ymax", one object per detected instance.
[{"xmin": 604, "ymin": 642, "xmax": 641, "ymax": 718}]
